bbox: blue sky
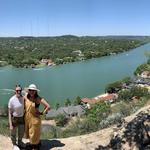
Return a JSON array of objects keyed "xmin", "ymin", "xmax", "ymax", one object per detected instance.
[{"xmin": 0, "ymin": 0, "xmax": 150, "ymax": 36}]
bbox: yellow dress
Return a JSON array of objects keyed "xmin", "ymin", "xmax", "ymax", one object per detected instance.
[{"xmin": 24, "ymin": 96, "xmax": 41, "ymax": 145}]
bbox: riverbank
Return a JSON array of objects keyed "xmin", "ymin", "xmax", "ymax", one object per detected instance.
[{"xmin": 0, "ymin": 36, "xmax": 147, "ymax": 68}]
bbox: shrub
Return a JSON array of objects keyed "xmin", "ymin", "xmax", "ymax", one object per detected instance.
[
  {"xmin": 55, "ymin": 114, "xmax": 68, "ymax": 127},
  {"xmin": 118, "ymin": 89, "xmax": 132, "ymax": 101},
  {"xmin": 41, "ymin": 125, "xmax": 61, "ymax": 138},
  {"xmin": 111, "ymin": 102, "xmax": 131, "ymax": 116},
  {"xmin": 60, "ymin": 118, "xmax": 98, "ymax": 138},
  {"xmin": 86, "ymin": 102, "xmax": 111, "ymax": 123},
  {"xmin": 130, "ymin": 86, "xmax": 149, "ymax": 98},
  {"xmin": 99, "ymin": 113, "xmax": 123, "ymax": 129}
]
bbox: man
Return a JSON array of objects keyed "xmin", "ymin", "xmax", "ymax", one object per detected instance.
[{"xmin": 8, "ymin": 85, "xmax": 25, "ymax": 149}]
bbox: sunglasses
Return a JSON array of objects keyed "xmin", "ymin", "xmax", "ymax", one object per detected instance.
[
  {"xmin": 16, "ymin": 90, "xmax": 22, "ymax": 92},
  {"xmin": 29, "ymin": 89, "xmax": 36, "ymax": 92}
]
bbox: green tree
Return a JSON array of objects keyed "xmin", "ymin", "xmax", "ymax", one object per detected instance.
[
  {"xmin": 118, "ymin": 90, "xmax": 132, "ymax": 101},
  {"xmin": 55, "ymin": 102, "xmax": 60, "ymax": 110},
  {"xmin": 147, "ymin": 59, "xmax": 150, "ymax": 65},
  {"xmin": 130, "ymin": 86, "xmax": 148, "ymax": 98},
  {"xmin": 64, "ymin": 98, "xmax": 71, "ymax": 106},
  {"xmin": 73, "ymin": 96, "xmax": 81, "ymax": 105},
  {"xmin": 87, "ymin": 102, "xmax": 110, "ymax": 123},
  {"xmin": 118, "ymin": 86, "xmax": 149, "ymax": 102},
  {"xmin": 134, "ymin": 63, "xmax": 149, "ymax": 75},
  {"xmin": 105, "ymin": 81, "xmax": 122, "ymax": 93}
]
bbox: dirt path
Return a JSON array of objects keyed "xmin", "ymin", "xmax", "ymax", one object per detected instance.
[{"xmin": 0, "ymin": 127, "xmax": 113, "ymax": 150}]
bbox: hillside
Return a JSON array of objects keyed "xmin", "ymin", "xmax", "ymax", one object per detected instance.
[
  {"xmin": 0, "ymin": 104, "xmax": 149, "ymax": 150},
  {"xmin": 0, "ymin": 36, "xmax": 146, "ymax": 67}
]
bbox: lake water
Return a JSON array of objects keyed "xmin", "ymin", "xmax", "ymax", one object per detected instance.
[{"xmin": 0, "ymin": 43, "xmax": 150, "ymax": 107}]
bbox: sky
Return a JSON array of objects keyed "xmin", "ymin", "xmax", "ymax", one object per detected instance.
[{"xmin": 0, "ymin": 0, "xmax": 150, "ymax": 37}]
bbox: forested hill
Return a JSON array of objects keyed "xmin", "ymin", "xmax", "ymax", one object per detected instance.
[{"xmin": 0, "ymin": 35, "xmax": 149, "ymax": 67}]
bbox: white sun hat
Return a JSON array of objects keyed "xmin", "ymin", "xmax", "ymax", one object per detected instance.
[{"xmin": 27, "ymin": 84, "xmax": 40, "ymax": 91}]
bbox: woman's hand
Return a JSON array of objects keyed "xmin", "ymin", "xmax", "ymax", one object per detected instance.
[
  {"xmin": 40, "ymin": 98, "xmax": 50, "ymax": 114},
  {"xmin": 10, "ymin": 125, "xmax": 14, "ymax": 130},
  {"xmin": 35, "ymin": 110, "xmax": 43, "ymax": 117}
]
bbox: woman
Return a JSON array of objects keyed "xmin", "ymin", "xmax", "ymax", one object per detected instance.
[
  {"xmin": 24, "ymin": 84, "xmax": 50, "ymax": 150},
  {"xmin": 8, "ymin": 85, "xmax": 25, "ymax": 149}
]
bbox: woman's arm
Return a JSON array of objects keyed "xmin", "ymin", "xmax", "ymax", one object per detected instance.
[
  {"xmin": 40, "ymin": 98, "xmax": 50, "ymax": 114},
  {"xmin": 8, "ymin": 108, "xmax": 13, "ymax": 130}
]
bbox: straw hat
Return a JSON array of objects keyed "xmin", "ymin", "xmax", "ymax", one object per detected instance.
[{"xmin": 27, "ymin": 84, "xmax": 40, "ymax": 91}]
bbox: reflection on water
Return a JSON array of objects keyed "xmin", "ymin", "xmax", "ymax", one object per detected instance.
[
  {"xmin": 0, "ymin": 89, "xmax": 27, "ymax": 96},
  {"xmin": 0, "ymin": 89, "xmax": 14, "ymax": 95}
]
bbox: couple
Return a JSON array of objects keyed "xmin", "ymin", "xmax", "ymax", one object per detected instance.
[{"xmin": 8, "ymin": 84, "xmax": 50, "ymax": 150}]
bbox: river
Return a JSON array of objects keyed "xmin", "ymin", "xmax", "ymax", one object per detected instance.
[{"xmin": 0, "ymin": 43, "xmax": 150, "ymax": 107}]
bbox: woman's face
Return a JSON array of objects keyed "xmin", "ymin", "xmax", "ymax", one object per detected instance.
[
  {"xmin": 15, "ymin": 87, "xmax": 22, "ymax": 97},
  {"xmin": 28, "ymin": 89, "xmax": 37, "ymax": 97}
]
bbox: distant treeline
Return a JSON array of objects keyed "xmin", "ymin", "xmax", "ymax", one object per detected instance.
[{"xmin": 0, "ymin": 35, "xmax": 149, "ymax": 67}]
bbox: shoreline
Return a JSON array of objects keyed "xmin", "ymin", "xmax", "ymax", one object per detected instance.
[{"xmin": 0, "ymin": 42, "xmax": 147, "ymax": 69}]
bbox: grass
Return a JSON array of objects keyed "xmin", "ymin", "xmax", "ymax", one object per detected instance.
[{"xmin": 0, "ymin": 116, "xmax": 9, "ymax": 136}]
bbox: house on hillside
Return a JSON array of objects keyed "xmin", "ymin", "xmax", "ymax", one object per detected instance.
[
  {"xmin": 94, "ymin": 93, "xmax": 108, "ymax": 100},
  {"xmin": 40, "ymin": 59, "xmax": 55, "ymax": 66},
  {"xmin": 40, "ymin": 59, "xmax": 49, "ymax": 65},
  {"xmin": 81, "ymin": 97, "xmax": 98, "ymax": 104},
  {"xmin": 137, "ymin": 84, "xmax": 150, "ymax": 93},
  {"xmin": 81, "ymin": 97, "xmax": 99, "ymax": 109},
  {"xmin": 46, "ymin": 105, "xmax": 85, "ymax": 119},
  {"xmin": 81, "ymin": 93, "xmax": 118, "ymax": 107},
  {"xmin": 94, "ymin": 93, "xmax": 118, "ymax": 103},
  {"xmin": 99, "ymin": 94, "xmax": 118, "ymax": 103},
  {"xmin": 141, "ymin": 71, "xmax": 150, "ymax": 78},
  {"xmin": 72, "ymin": 50, "xmax": 82, "ymax": 55}
]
